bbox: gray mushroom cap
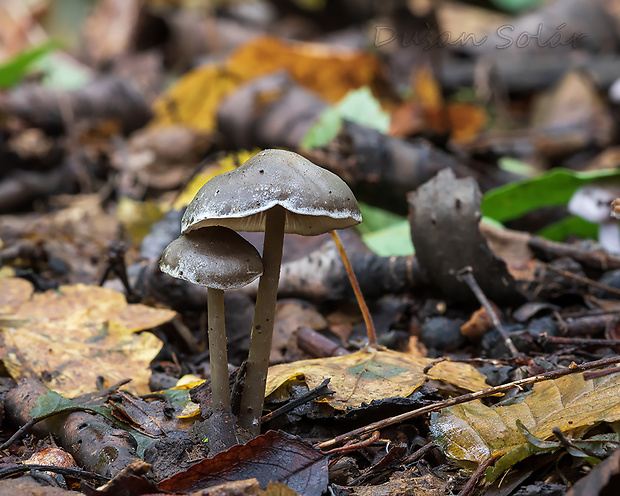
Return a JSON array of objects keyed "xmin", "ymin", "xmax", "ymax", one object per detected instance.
[
  {"xmin": 181, "ymin": 149, "xmax": 362, "ymax": 236},
  {"xmin": 159, "ymin": 226, "xmax": 263, "ymax": 290}
]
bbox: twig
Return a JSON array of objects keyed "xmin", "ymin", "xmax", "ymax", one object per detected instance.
[
  {"xmin": 0, "ymin": 463, "xmax": 109, "ymax": 484},
  {"xmin": 261, "ymin": 378, "xmax": 333, "ymax": 424},
  {"xmin": 457, "ymin": 266, "xmax": 521, "ymax": 358},
  {"xmin": 458, "ymin": 455, "xmax": 495, "ymax": 496},
  {"xmin": 320, "ymin": 430, "xmax": 381, "ymax": 456},
  {"xmin": 542, "ymin": 263, "xmax": 620, "ymax": 298},
  {"xmin": 402, "ymin": 442, "xmax": 435, "ymax": 465},
  {"xmin": 315, "ymin": 355, "xmax": 620, "ymax": 451},
  {"xmin": 541, "ymin": 336, "xmax": 620, "ymax": 347}
]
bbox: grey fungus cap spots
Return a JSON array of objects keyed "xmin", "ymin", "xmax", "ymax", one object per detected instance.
[
  {"xmin": 159, "ymin": 226, "xmax": 263, "ymax": 290},
  {"xmin": 181, "ymin": 149, "xmax": 362, "ymax": 236}
]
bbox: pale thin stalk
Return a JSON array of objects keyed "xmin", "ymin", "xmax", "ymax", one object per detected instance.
[
  {"xmin": 207, "ymin": 287, "xmax": 231, "ymax": 412},
  {"xmin": 330, "ymin": 230, "xmax": 376, "ymax": 347},
  {"xmin": 239, "ymin": 205, "xmax": 286, "ymax": 434}
]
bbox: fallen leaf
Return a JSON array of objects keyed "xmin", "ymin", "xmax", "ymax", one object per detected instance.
[
  {"xmin": 0, "ymin": 278, "xmax": 174, "ymax": 397},
  {"xmin": 266, "ymin": 348, "xmax": 491, "ymax": 410},
  {"xmin": 227, "ymin": 37, "xmax": 383, "ymax": 104},
  {"xmin": 158, "ymin": 430, "xmax": 328, "ymax": 496},
  {"xmin": 151, "ymin": 64, "xmax": 244, "ymax": 132},
  {"xmin": 117, "ymin": 197, "xmax": 165, "ymax": 246},
  {"xmin": 430, "ymin": 370, "xmax": 620, "ymax": 481},
  {"xmin": 151, "ymin": 36, "xmax": 385, "ymax": 133}
]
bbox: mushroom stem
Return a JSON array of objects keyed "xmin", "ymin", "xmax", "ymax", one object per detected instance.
[
  {"xmin": 239, "ymin": 205, "xmax": 286, "ymax": 434},
  {"xmin": 329, "ymin": 230, "xmax": 377, "ymax": 348},
  {"xmin": 207, "ymin": 287, "xmax": 232, "ymax": 412}
]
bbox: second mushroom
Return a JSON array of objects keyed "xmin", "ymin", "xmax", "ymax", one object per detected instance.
[{"xmin": 159, "ymin": 226, "xmax": 263, "ymax": 445}]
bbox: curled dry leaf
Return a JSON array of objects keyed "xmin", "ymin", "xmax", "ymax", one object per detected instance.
[
  {"xmin": 430, "ymin": 370, "xmax": 620, "ymax": 481},
  {"xmin": 158, "ymin": 430, "xmax": 327, "ymax": 496}
]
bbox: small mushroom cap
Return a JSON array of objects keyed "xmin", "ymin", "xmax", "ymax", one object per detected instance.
[
  {"xmin": 182, "ymin": 149, "xmax": 362, "ymax": 235},
  {"xmin": 159, "ymin": 227, "xmax": 263, "ymax": 290}
]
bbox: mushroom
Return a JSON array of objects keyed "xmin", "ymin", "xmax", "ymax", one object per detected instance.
[
  {"xmin": 182, "ymin": 149, "xmax": 363, "ymax": 433},
  {"xmin": 568, "ymin": 184, "xmax": 620, "ymax": 254},
  {"xmin": 159, "ymin": 226, "xmax": 263, "ymax": 421}
]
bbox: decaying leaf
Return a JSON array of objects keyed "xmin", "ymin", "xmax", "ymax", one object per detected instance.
[
  {"xmin": 158, "ymin": 430, "xmax": 327, "ymax": 496},
  {"xmin": 0, "ymin": 278, "xmax": 174, "ymax": 397},
  {"xmin": 430, "ymin": 369, "xmax": 620, "ymax": 481},
  {"xmin": 266, "ymin": 348, "xmax": 491, "ymax": 410}
]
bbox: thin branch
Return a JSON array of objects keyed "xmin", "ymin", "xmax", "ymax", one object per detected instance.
[{"xmin": 457, "ymin": 266, "xmax": 521, "ymax": 358}]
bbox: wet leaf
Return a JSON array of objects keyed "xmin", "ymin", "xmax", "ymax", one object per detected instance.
[
  {"xmin": 430, "ymin": 370, "xmax": 620, "ymax": 481},
  {"xmin": 266, "ymin": 348, "xmax": 491, "ymax": 410},
  {"xmin": 0, "ymin": 278, "xmax": 174, "ymax": 397},
  {"xmin": 158, "ymin": 430, "xmax": 328, "ymax": 495}
]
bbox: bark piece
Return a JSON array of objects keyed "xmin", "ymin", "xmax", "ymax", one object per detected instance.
[{"xmin": 408, "ymin": 168, "xmax": 526, "ymax": 304}]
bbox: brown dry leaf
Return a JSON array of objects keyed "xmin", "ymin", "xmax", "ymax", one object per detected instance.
[
  {"xmin": 151, "ymin": 36, "xmax": 384, "ymax": 132},
  {"xmin": 430, "ymin": 369, "xmax": 620, "ymax": 479},
  {"xmin": 265, "ymin": 348, "xmax": 490, "ymax": 410},
  {"xmin": 0, "ymin": 194, "xmax": 119, "ymax": 284},
  {"xmin": 0, "ymin": 278, "xmax": 174, "ymax": 397},
  {"xmin": 158, "ymin": 431, "xmax": 327, "ymax": 496},
  {"xmin": 227, "ymin": 36, "xmax": 383, "ymax": 103}
]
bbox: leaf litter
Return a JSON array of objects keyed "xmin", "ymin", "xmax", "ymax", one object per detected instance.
[{"xmin": 2, "ymin": 1, "xmax": 620, "ymax": 495}]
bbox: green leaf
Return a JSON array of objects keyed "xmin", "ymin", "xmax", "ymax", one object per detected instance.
[
  {"xmin": 356, "ymin": 202, "xmax": 405, "ymax": 235},
  {"xmin": 497, "ymin": 157, "xmax": 538, "ymax": 177},
  {"xmin": 302, "ymin": 87, "xmax": 390, "ymax": 149},
  {"xmin": 0, "ymin": 42, "xmax": 57, "ymax": 89},
  {"xmin": 29, "ymin": 390, "xmax": 154, "ymax": 457},
  {"xmin": 362, "ymin": 220, "xmax": 414, "ymax": 256},
  {"xmin": 29, "ymin": 390, "xmax": 77, "ymax": 418},
  {"xmin": 355, "ymin": 203, "xmax": 414, "ymax": 256},
  {"xmin": 536, "ymin": 215, "xmax": 598, "ymax": 242},
  {"xmin": 35, "ymin": 53, "xmax": 92, "ymax": 90},
  {"xmin": 490, "ymin": 0, "xmax": 543, "ymax": 13},
  {"xmin": 481, "ymin": 168, "xmax": 620, "ymax": 223},
  {"xmin": 301, "ymin": 108, "xmax": 342, "ymax": 149}
]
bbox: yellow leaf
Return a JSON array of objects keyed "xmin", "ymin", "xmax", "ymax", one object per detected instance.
[
  {"xmin": 266, "ymin": 349, "xmax": 490, "ymax": 410},
  {"xmin": 117, "ymin": 197, "xmax": 165, "ymax": 245},
  {"xmin": 151, "ymin": 64, "xmax": 243, "ymax": 132},
  {"xmin": 0, "ymin": 279, "xmax": 175, "ymax": 397},
  {"xmin": 430, "ymin": 370, "xmax": 620, "ymax": 474}
]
